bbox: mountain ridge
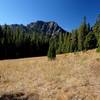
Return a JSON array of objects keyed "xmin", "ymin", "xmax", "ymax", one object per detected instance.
[{"xmin": 6, "ymin": 20, "xmax": 66, "ymax": 36}]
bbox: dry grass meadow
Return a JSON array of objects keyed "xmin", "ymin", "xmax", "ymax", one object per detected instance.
[{"xmin": 0, "ymin": 49, "xmax": 100, "ymax": 100}]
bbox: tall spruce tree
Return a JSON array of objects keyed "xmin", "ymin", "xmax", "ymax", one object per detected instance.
[
  {"xmin": 66, "ymin": 33, "xmax": 72, "ymax": 52},
  {"xmin": 78, "ymin": 16, "xmax": 88, "ymax": 51},
  {"xmin": 47, "ymin": 38, "xmax": 56, "ymax": 60},
  {"xmin": 70, "ymin": 29, "xmax": 78, "ymax": 52},
  {"xmin": 84, "ymin": 32, "xmax": 97, "ymax": 50}
]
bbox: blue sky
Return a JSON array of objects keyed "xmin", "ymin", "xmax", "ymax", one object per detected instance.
[{"xmin": 0, "ymin": 0, "xmax": 99, "ymax": 31}]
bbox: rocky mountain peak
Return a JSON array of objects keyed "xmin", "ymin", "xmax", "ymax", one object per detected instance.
[{"xmin": 27, "ymin": 21, "xmax": 66, "ymax": 35}]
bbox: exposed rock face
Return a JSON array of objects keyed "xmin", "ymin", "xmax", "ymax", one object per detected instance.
[
  {"xmin": 8, "ymin": 21, "xmax": 66, "ymax": 36},
  {"xmin": 27, "ymin": 21, "xmax": 66, "ymax": 36}
]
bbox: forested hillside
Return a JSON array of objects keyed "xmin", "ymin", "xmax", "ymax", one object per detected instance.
[{"xmin": 0, "ymin": 15, "xmax": 100, "ymax": 59}]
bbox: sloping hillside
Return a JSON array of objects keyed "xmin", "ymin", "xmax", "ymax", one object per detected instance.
[{"xmin": 0, "ymin": 49, "xmax": 100, "ymax": 100}]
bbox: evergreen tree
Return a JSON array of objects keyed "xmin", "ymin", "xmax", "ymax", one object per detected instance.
[
  {"xmin": 57, "ymin": 33, "xmax": 64, "ymax": 54},
  {"xmin": 96, "ymin": 38, "xmax": 100, "ymax": 52},
  {"xmin": 0, "ymin": 15, "xmax": 99, "ymax": 59},
  {"xmin": 96, "ymin": 14, "xmax": 100, "ymax": 24},
  {"xmin": 78, "ymin": 16, "xmax": 89, "ymax": 51},
  {"xmin": 93, "ymin": 14, "xmax": 100, "ymax": 41},
  {"xmin": 62, "ymin": 32, "xmax": 69, "ymax": 53},
  {"xmin": 47, "ymin": 38, "xmax": 56, "ymax": 60},
  {"xmin": 84, "ymin": 32, "xmax": 97, "ymax": 50},
  {"xmin": 66, "ymin": 33, "xmax": 72, "ymax": 52},
  {"xmin": 70, "ymin": 29, "xmax": 78, "ymax": 52}
]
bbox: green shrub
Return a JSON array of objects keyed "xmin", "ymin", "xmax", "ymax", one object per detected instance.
[{"xmin": 96, "ymin": 47, "xmax": 100, "ymax": 52}]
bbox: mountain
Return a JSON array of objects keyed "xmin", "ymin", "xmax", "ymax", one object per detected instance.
[
  {"xmin": 27, "ymin": 21, "xmax": 66, "ymax": 35},
  {"xmin": 9, "ymin": 21, "xmax": 66, "ymax": 36}
]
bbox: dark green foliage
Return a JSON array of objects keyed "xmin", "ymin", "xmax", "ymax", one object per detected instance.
[
  {"xmin": 0, "ymin": 15, "xmax": 100, "ymax": 59},
  {"xmin": 78, "ymin": 16, "xmax": 89, "ymax": 51},
  {"xmin": 96, "ymin": 39, "xmax": 100, "ymax": 52},
  {"xmin": 98, "ymin": 37, "xmax": 100, "ymax": 47},
  {"xmin": 96, "ymin": 47, "xmax": 100, "ymax": 52},
  {"xmin": 93, "ymin": 14, "xmax": 100, "ymax": 52},
  {"xmin": 56, "ymin": 33, "xmax": 65, "ymax": 54},
  {"xmin": 70, "ymin": 29, "xmax": 78, "ymax": 52},
  {"xmin": 84, "ymin": 32, "xmax": 97, "ymax": 50},
  {"xmin": 96, "ymin": 14, "xmax": 100, "ymax": 24},
  {"xmin": 0, "ymin": 25, "xmax": 49, "ymax": 59},
  {"xmin": 93, "ymin": 14, "xmax": 100, "ymax": 40},
  {"xmin": 47, "ymin": 38, "xmax": 56, "ymax": 60},
  {"xmin": 56, "ymin": 33, "xmax": 63, "ymax": 54},
  {"xmin": 62, "ymin": 33, "xmax": 69, "ymax": 53},
  {"xmin": 96, "ymin": 37, "xmax": 100, "ymax": 52},
  {"xmin": 66, "ymin": 33, "xmax": 72, "ymax": 52}
]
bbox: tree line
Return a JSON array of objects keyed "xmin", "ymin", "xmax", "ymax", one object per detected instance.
[
  {"xmin": 0, "ymin": 15, "xmax": 100, "ymax": 59},
  {"xmin": 0, "ymin": 25, "xmax": 49, "ymax": 59},
  {"xmin": 48, "ymin": 15, "xmax": 100, "ymax": 59}
]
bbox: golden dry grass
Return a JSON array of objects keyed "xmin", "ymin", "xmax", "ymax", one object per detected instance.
[{"xmin": 0, "ymin": 49, "xmax": 100, "ymax": 100}]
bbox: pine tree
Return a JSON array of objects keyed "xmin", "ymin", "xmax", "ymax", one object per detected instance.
[
  {"xmin": 70, "ymin": 29, "xmax": 78, "ymax": 52},
  {"xmin": 96, "ymin": 14, "xmax": 100, "ymax": 24},
  {"xmin": 47, "ymin": 38, "xmax": 56, "ymax": 60},
  {"xmin": 62, "ymin": 32, "xmax": 69, "ymax": 53},
  {"xmin": 96, "ymin": 37, "xmax": 100, "ymax": 52},
  {"xmin": 84, "ymin": 32, "xmax": 97, "ymax": 50},
  {"xmin": 57, "ymin": 33, "xmax": 64, "ymax": 54},
  {"xmin": 93, "ymin": 14, "xmax": 100, "ymax": 40},
  {"xmin": 78, "ymin": 16, "xmax": 89, "ymax": 51},
  {"xmin": 66, "ymin": 33, "xmax": 72, "ymax": 52}
]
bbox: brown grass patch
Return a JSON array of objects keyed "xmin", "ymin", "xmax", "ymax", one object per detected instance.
[{"xmin": 0, "ymin": 49, "xmax": 100, "ymax": 99}]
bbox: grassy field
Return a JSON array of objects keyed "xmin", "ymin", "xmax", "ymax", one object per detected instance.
[{"xmin": 0, "ymin": 49, "xmax": 100, "ymax": 100}]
